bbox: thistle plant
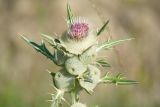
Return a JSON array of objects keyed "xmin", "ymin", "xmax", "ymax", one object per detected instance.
[{"xmin": 20, "ymin": 4, "xmax": 138, "ymax": 107}]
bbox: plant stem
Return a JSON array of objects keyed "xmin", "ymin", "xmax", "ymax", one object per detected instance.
[
  {"xmin": 71, "ymin": 91, "xmax": 77, "ymax": 104},
  {"xmin": 71, "ymin": 80, "xmax": 81, "ymax": 104}
]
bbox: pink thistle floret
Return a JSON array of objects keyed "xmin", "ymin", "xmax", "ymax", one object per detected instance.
[{"xmin": 68, "ymin": 17, "xmax": 89, "ymax": 40}]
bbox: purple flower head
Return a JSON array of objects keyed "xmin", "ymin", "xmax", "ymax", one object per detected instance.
[{"xmin": 68, "ymin": 17, "xmax": 90, "ymax": 40}]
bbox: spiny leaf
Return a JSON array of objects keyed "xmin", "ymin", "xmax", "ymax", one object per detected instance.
[
  {"xmin": 67, "ymin": 3, "xmax": 73, "ymax": 25},
  {"xmin": 97, "ymin": 20, "xmax": 109, "ymax": 36},
  {"xmin": 97, "ymin": 38, "xmax": 134, "ymax": 52},
  {"xmin": 101, "ymin": 73, "xmax": 139, "ymax": 85},
  {"xmin": 96, "ymin": 59, "xmax": 110, "ymax": 67},
  {"xmin": 20, "ymin": 35, "xmax": 55, "ymax": 63}
]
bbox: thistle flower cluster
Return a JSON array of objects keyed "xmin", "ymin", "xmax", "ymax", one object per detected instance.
[
  {"xmin": 21, "ymin": 4, "xmax": 138, "ymax": 107},
  {"xmin": 68, "ymin": 17, "xmax": 89, "ymax": 39}
]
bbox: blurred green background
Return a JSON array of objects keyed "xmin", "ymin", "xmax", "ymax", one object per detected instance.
[{"xmin": 0, "ymin": 0, "xmax": 160, "ymax": 107}]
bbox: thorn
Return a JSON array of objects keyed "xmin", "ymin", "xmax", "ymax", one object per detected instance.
[
  {"xmin": 51, "ymin": 84, "xmax": 58, "ymax": 91},
  {"xmin": 46, "ymin": 92, "xmax": 55, "ymax": 96},
  {"xmin": 108, "ymin": 36, "xmax": 111, "ymax": 42},
  {"xmin": 46, "ymin": 100, "xmax": 53, "ymax": 102},
  {"xmin": 54, "ymin": 32, "xmax": 58, "ymax": 37},
  {"xmin": 46, "ymin": 69, "xmax": 51, "ymax": 74}
]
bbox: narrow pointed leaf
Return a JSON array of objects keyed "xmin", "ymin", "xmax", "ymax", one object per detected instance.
[
  {"xmin": 67, "ymin": 3, "xmax": 73, "ymax": 25},
  {"xmin": 101, "ymin": 73, "xmax": 139, "ymax": 85},
  {"xmin": 115, "ymin": 79, "xmax": 139, "ymax": 85},
  {"xmin": 20, "ymin": 35, "xmax": 56, "ymax": 63},
  {"xmin": 97, "ymin": 20, "xmax": 109, "ymax": 36},
  {"xmin": 97, "ymin": 38, "xmax": 134, "ymax": 52}
]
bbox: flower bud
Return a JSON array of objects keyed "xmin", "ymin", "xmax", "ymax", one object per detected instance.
[
  {"xmin": 79, "ymin": 65, "xmax": 100, "ymax": 92},
  {"xmin": 54, "ymin": 69, "xmax": 75, "ymax": 91},
  {"xmin": 65, "ymin": 56, "xmax": 87, "ymax": 75}
]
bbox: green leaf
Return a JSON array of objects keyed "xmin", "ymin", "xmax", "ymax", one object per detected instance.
[
  {"xmin": 67, "ymin": 3, "xmax": 73, "ymax": 25},
  {"xmin": 115, "ymin": 79, "xmax": 139, "ymax": 85},
  {"xmin": 97, "ymin": 38, "xmax": 134, "ymax": 52},
  {"xmin": 101, "ymin": 73, "xmax": 139, "ymax": 85},
  {"xmin": 96, "ymin": 59, "xmax": 110, "ymax": 67},
  {"xmin": 20, "ymin": 35, "xmax": 55, "ymax": 63},
  {"xmin": 97, "ymin": 20, "xmax": 109, "ymax": 36}
]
